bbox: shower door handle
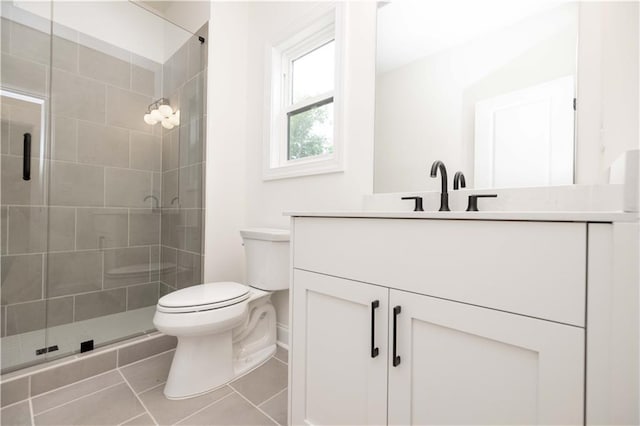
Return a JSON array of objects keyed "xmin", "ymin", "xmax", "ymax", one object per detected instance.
[
  {"xmin": 23, "ymin": 133, "xmax": 31, "ymax": 181},
  {"xmin": 370, "ymin": 300, "xmax": 379, "ymax": 358}
]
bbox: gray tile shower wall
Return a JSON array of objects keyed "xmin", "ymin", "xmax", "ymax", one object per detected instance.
[{"xmin": 0, "ymin": 15, "xmax": 165, "ymax": 345}]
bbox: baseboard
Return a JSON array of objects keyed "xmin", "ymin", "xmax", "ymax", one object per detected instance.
[{"xmin": 276, "ymin": 323, "xmax": 289, "ymax": 350}]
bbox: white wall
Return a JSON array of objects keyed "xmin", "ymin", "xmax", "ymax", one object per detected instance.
[
  {"xmin": 600, "ymin": 2, "xmax": 639, "ymax": 168},
  {"xmin": 205, "ymin": 2, "xmax": 377, "ymax": 338},
  {"xmin": 204, "ymin": 2, "xmax": 249, "ymax": 284},
  {"xmin": 162, "ymin": 1, "xmax": 210, "ymax": 34},
  {"xmin": 244, "ymin": 1, "xmax": 376, "ymax": 229},
  {"xmin": 575, "ymin": 2, "xmax": 639, "ymax": 184}
]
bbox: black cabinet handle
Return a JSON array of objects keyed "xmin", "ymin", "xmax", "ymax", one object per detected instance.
[
  {"xmin": 370, "ymin": 300, "xmax": 379, "ymax": 358},
  {"xmin": 392, "ymin": 305, "xmax": 401, "ymax": 367},
  {"xmin": 23, "ymin": 133, "xmax": 31, "ymax": 181}
]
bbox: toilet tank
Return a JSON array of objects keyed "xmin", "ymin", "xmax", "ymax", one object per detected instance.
[{"xmin": 240, "ymin": 228, "xmax": 290, "ymax": 291}]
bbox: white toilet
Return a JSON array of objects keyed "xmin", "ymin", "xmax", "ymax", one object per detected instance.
[{"xmin": 153, "ymin": 228, "xmax": 289, "ymax": 400}]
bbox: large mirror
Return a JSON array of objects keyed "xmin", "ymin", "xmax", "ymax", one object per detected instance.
[{"xmin": 375, "ymin": 0, "xmax": 582, "ymax": 193}]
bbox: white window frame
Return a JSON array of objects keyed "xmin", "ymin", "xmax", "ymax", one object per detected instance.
[{"xmin": 263, "ymin": 5, "xmax": 345, "ymax": 181}]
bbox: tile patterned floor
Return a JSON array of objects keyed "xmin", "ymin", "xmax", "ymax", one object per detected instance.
[{"xmin": 1, "ymin": 346, "xmax": 289, "ymax": 426}]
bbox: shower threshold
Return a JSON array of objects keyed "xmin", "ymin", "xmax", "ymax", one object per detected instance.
[{"xmin": 1, "ymin": 306, "xmax": 156, "ymax": 374}]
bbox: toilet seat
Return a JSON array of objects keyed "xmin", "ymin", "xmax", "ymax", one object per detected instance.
[{"xmin": 157, "ymin": 282, "xmax": 250, "ymax": 314}]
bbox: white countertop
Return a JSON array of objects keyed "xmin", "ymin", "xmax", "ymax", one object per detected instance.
[{"xmin": 284, "ymin": 210, "xmax": 639, "ymax": 222}]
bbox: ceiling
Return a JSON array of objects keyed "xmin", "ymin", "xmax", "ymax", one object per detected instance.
[{"xmin": 134, "ymin": 0, "xmax": 209, "ymax": 34}]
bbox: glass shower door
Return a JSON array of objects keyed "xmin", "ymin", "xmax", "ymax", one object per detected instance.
[
  {"xmin": 42, "ymin": 1, "xmax": 204, "ymax": 361},
  {"xmin": 0, "ymin": 1, "xmax": 52, "ymax": 372},
  {"xmin": 161, "ymin": 31, "xmax": 207, "ymax": 296},
  {"xmin": 1, "ymin": 0, "xmax": 206, "ymax": 373}
]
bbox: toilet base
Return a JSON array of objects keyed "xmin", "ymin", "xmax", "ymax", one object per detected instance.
[
  {"xmin": 163, "ymin": 337, "xmax": 277, "ymax": 400},
  {"xmin": 234, "ymin": 344, "xmax": 276, "ymax": 378},
  {"xmin": 164, "ymin": 331, "xmax": 234, "ymax": 400}
]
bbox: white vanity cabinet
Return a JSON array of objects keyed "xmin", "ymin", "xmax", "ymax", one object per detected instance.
[
  {"xmin": 289, "ymin": 216, "xmax": 637, "ymax": 425},
  {"xmin": 292, "ymin": 269, "xmax": 583, "ymax": 425},
  {"xmin": 291, "ymin": 270, "xmax": 389, "ymax": 425},
  {"xmin": 388, "ymin": 288, "xmax": 583, "ymax": 425}
]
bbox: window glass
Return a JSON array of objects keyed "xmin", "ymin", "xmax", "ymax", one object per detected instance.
[
  {"xmin": 291, "ymin": 40, "xmax": 335, "ymax": 104},
  {"xmin": 288, "ymin": 100, "xmax": 334, "ymax": 160}
]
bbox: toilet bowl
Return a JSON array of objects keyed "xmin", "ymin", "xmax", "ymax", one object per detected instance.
[{"xmin": 153, "ymin": 228, "xmax": 289, "ymax": 399}]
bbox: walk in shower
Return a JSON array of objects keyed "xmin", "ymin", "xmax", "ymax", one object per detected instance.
[{"xmin": 0, "ymin": 1, "xmax": 207, "ymax": 373}]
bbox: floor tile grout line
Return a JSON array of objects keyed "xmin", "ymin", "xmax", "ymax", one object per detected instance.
[
  {"xmin": 28, "ymin": 397, "xmax": 35, "ymax": 426},
  {"xmin": 29, "ymin": 369, "xmax": 118, "ymax": 400},
  {"xmin": 169, "ymin": 389, "xmax": 236, "ymax": 426},
  {"xmin": 257, "ymin": 386, "xmax": 287, "ymax": 408},
  {"xmin": 0, "ymin": 398, "xmax": 35, "ymax": 410},
  {"xmin": 117, "ymin": 411, "xmax": 148, "ymax": 426},
  {"xmin": 119, "ymin": 347, "xmax": 176, "ymax": 370},
  {"xmin": 134, "ymin": 379, "xmax": 168, "ymax": 396},
  {"xmin": 116, "ymin": 369, "xmax": 160, "ymax": 426},
  {"xmin": 228, "ymin": 384, "xmax": 282, "ymax": 426},
  {"xmin": 272, "ymin": 357, "xmax": 288, "ymax": 367},
  {"xmin": 135, "ymin": 381, "xmax": 165, "ymax": 395},
  {"xmin": 33, "ymin": 380, "xmax": 125, "ymax": 417}
]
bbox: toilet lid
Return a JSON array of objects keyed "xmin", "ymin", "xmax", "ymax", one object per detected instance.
[{"xmin": 158, "ymin": 282, "xmax": 250, "ymax": 312}]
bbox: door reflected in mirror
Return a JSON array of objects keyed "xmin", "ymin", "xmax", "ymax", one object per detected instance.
[{"xmin": 374, "ymin": 0, "xmax": 578, "ymax": 192}]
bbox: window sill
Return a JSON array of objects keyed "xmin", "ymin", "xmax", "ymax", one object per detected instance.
[{"xmin": 263, "ymin": 157, "xmax": 344, "ymax": 181}]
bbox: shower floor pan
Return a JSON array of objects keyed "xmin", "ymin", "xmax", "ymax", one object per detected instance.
[{"xmin": 1, "ymin": 306, "xmax": 156, "ymax": 374}]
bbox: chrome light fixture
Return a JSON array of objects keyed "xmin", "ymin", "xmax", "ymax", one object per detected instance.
[{"xmin": 144, "ymin": 98, "xmax": 180, "ymax": 129}]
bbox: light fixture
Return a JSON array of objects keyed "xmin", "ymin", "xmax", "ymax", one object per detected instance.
[
  {"xmin": 161, "ymin": 118, "xmax": 174, "ymax": 129},
  {"xmin": 150, "ymin": 108, "xmax": 164, "ymax": 121},
  {"xmin": 158, "ymin": 104, "xmax": 173, "ymax": 118},
  {"xmin": 143, "ymin": 98, "xmax": 180, "ymax": 128},
  {"xmin": 143, "ymin": 113, "xmax": 157, "ymax": 125},
  {"xmin": 169, "ymin": 110, "xmax": 180, "ymax": 126}
]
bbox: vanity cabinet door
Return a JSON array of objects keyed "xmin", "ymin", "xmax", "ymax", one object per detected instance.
[
  {"xmin": 388, "ymin": 289, "xmax": 584, "ymax": 425},
  {"xmin": 290, "ymin": 269, "xmax": 389, "ymax": 426}
]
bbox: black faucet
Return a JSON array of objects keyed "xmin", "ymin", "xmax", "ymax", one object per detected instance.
[
  {"xmin": 453, "ymin": 171, "xmax": 466, "ymax": 190},
  {"xmin": 466, "ymin": 194, "xmax": 497, "ymax": 211},
  {"xmin": 429, "ymin": 160, "xmax": 449, "ymax": 211},
  {"xmin": 401, "ymin": 196, "xmax": 424, "ymax": 212}
]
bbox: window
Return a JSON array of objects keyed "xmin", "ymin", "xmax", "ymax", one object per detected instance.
[
  {"xmin": 264, "ymin": 8, "xmax": 344, "ymax": 180},
  {"xmin": 287, "ymin": 40, "xmax": 334, "ymax": 161}
]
